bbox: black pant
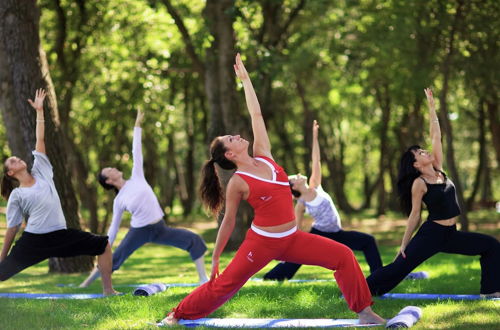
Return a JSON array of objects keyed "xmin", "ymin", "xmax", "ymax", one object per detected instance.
[
  {"xmin": 263, "ymin": 227, "xmax": 383, "ymax": 280},
  {"xmin": 366, "ymin": 221, "xmax": 500, "ymax": 295},
  {"xmin": 0, "ymin": 229, "xmax": 108, "ymax": 281}
]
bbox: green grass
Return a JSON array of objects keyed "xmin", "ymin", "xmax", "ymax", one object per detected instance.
[{"xmin": 0, "ymin": 214, "xmax": 499, "ymax": 329}]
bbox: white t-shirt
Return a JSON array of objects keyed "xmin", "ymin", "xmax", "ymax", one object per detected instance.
[
  {"xmin": 300, "ymin": 186, "xmax": 342, "ymax": 233},
  {"xmin": 6, "ymin": 151, "xmax": 67, "ymax": 234},
  {"xmin": 106, "ymin": 127, "xmax": 164, "ymax": 246}
]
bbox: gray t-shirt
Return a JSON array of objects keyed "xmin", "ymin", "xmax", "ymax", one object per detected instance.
[
  {"xmin": 300, "ymin": 186, "xmax": 342, "ymax": 233},
  {"xmin": 6, "ymin": 151, "xmax": 67, "ymax": 233}
]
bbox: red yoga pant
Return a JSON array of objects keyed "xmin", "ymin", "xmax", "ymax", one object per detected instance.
[{"xmin": 171, "ymin": 228, "xmax": 373, "ymax": 319}]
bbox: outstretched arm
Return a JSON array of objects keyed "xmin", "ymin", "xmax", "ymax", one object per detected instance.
[
  {"xmin": 28, "ymin": 89, "xmax": 47, "ymax": 154},
  {"xmin": 0, "ymin": 226, "xmax": 19, "ymax": 262},
  {"xmin": 294, "ymin": 202, "xmax": 306, "ymax": 230},
  {"xmin": 210, "ymin": 177, "xmax": 244, "ymax": 279},
  {"xmin": 234, "ymin": 54, "xmax": 272, "ymax": 159},
  {"xmin": 396, "ymin": 179, "xmax": 426, "ymax": 260},
  {"xmin": 424, "ymin": 88, "xmax": 443, "ymax": 170},
  {"xmin": 131, "ymin": 109, "xmax": 145, "ymax": 178},
  {"xmin": 308, "ymin": 120, "xmax": 321, "ymax": 188}
]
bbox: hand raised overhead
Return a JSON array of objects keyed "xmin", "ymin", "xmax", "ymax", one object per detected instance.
[
  {"xmin": 234, "ymin": 53, "xmax": 249, "ymax": 81},
  {"xmin": 135, "ymin": 108, "xmax": 145, "ymax": 127},
  {"xmin": 424, "ymin": 88, "xmax": 435, "ymax": 110},
  {"xmin": 28, "ymin": 89, "xmax": 46, "ymax": 112}
]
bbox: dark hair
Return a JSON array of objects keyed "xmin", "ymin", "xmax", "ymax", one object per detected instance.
[
  {"xmin": 1, "ymin": 160, "xmax": 19, "ymax": 200},
  {"xmin": 199, "ymin": 137, "xmax": 237, "ymax": 215},
  {"xmin": 289, "ymin": 181, "xmax": 301, "ymax": 198},
  {"xmin": 396, "ymin": 145, "xmax": 421, "ymax": 216},
  {"xmin": 97, "ymin": 171, "xmax": 118, "ymax": 194}
]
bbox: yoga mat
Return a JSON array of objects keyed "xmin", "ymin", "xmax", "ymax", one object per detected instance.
[
  {"xmin": 251, "ymin": 278, "xmax": 335, "ymax": 283},
  {"xmin": 381, "ymin": 293, "xmax": 500, "ymax": 301},
  {"xmin": 171, "ymin": 318, "xmax": 379, "ymax": 328},
  {"xmin": 404, "ymin": 271, "xmax": 429, "ymax": 280},
  {"xmin": 57, "ymin": 282, "xmax": 198, "ymax": 288},
  {"xmin": 386, "ymin": 306, "xmax": 422, "ymax": 328},
  {"xmin": 133, "ymin": 283, "xmax": 168, "ymax": 296},
  {"xmin": 0, "ymin": 293, "xmax": 109, "ymax": 299}
]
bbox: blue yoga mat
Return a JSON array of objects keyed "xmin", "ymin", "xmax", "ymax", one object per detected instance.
[
  {"xmin": 381, "ymin": 293, "xmax": 500, "ymax": 301},
  {"xmin": 157, "ymin": 306, "xmax": 422, "ymax": 328},
  {"xmin": 404, "ymin": 271, "xmax": 429, "ymax": 280},
  {"xmin": 133, "ymin": 283, "xmax": 168, "ymax": 296},
  {"xmin": 173, "ymin": 318, "xmax": 378, "ymax": 328},
  {"xmin": 0, "ymin": 293, "xmax": 109, "ymax": 299}
]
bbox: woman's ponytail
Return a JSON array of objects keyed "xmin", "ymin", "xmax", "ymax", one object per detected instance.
[
  {"xmin": 199, "ymin": 137, "xmax": 236, "ymax": 215},
  {"xmin": 396, "ymin": 145, "xmax": 421, "ymax": 216},
  {"xmin": 1, "ymin": 163, "xmax": 19, "ymax": 200}
]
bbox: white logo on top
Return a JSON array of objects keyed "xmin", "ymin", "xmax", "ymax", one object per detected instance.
[{"xmin": 247, "ymin": 251, "xmax": 254, "ymax": 262}]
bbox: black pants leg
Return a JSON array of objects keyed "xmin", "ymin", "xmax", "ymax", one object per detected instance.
[
  {"xmin": 313, "ymin": 229, "xmax": 383, "ymax": 273},
  {"xmin": 366, "ymin": 221, "xmax": 450, "ymax": 296},
  {"xmin": 0, "ymin": 239, "xmax": 48, "ymax": 281},
  {"xmin": 263, "ymin": 227, "xmax": 384, "ymax": 280},
  {"xmin": 441, "ymin": 230, "xmax": 500, "ymax": 294},
  {"xmin": 0, "ymin": 229, "xmax": 108, "ymax": 281}
]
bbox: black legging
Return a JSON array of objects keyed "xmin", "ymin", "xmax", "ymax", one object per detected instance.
[
  {"xmin": 263, "ymin": 227, "xmax": 383, "ymax": 280},
  {"xmin": 367, "ymin": 221, "xmax": 500, "ymax": 295}
]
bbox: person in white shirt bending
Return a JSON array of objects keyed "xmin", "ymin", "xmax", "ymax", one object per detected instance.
[
  {"xmin": 0, "ymin": 89, "xmax": 117, "ymax": 295},
  {"xmin": 79, "ymin": 109, "xmax": 208, "ymax": 287},
  {"xmin": 264, "ymin": 120, "xmax": 383, "ymax": 281}
]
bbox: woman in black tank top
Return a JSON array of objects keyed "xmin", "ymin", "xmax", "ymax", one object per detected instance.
[{"xmin": 366, "ymin": 88, "xmax": 499, "ymax": 297}]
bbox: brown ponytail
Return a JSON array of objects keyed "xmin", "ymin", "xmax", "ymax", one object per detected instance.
[
  {"xmin": 199, "ymin": 137, "xmax": 236, "ymax": 215},
  {"xmin": 1, "ymin": 162, "xmax": 19, "ymax": 200}
]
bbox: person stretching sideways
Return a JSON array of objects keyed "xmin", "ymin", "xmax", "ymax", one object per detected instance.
[
  {"xmin": 264, "ymin": 120, "xmax": 383, "ymax": 281},
  {"xmin": 161, "ymin": 54, "xmax": 386, "ymax": 325},
  {"xmin": 366, "ymin": 88, "xmax": 500, "ymax": 297},
  {"xmin": 0, "ymin": 89, "xmax": 117, "ymax": 295},
  {"xmin": 79, "ymin": 108, "xmax": 208, "ymax": 287}
]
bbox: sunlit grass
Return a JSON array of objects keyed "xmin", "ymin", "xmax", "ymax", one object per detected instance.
[{"xmin": 0, "ymin": 212, "xmax": 498, "ymax": 329}]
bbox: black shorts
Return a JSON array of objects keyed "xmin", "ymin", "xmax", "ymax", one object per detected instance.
[{"xmin": 0, "ymin": 229, "xmax": 108, "ymax": 281}]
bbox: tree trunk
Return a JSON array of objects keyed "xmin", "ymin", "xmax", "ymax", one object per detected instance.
[
  {"xmin": 319, "ymin": 124, "xmax": 356, "ymax": 214},
  {"xmin": 485, "ymin": 100, "xmax": 500, "ymax": 167},
  {"xmin": 0, "ymin": 0, "xmax": 93, "ymax": 272},
  {"xmin": 438, "ymin": 0, "xmax": 469, "ymax": 231},
  {"xmin": 375, "ymin": 83, "xmax": 392, "ymax": 215},
  {"xmin": 466, "ymin": 100, "xmax": 487, "ymax": 210},
  {"xmin": 203, "ymin": 0, "xmax": 254, "ymax": 250}
]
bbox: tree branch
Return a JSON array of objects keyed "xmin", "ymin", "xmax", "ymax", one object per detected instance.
[
  {"xmin": 160, "ymin": 0, "xmax": 205, "ymax": 76},
  {"xmin": 274, "ymin": 0, "xmax": 306, "ymax": 48},
  {"xmin": 52, "ymin": 0, "xmax": 67, "ymax": 73}
]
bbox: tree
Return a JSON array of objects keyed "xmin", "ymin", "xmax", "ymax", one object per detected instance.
[{"xmin": 0, "ymin": 0, "xmax": 93, "ymax": 272}]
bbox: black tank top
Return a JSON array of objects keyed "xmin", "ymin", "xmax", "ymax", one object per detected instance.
[{"xmin": 420, "ymin": 171, "xmax": 461, "ymax": 221}]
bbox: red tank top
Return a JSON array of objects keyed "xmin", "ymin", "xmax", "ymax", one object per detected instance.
[{"xmin": 234, "ymin": 156, "xmax": 295, "ymax": 227}]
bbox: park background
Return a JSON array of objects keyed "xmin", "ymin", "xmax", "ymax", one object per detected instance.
[{"xmin": 0, "ymin": 0, "xmax": 498, "ymax": 329}]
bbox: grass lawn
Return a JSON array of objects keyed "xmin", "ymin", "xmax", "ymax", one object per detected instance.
[{"xmin": 0, "ymin": 210, "xmax": 499, "ymax": 329}]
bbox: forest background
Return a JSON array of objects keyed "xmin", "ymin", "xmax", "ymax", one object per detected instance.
[{"xmin": 0, "ymin": 0, "xmax": 498, "ymax": 272}]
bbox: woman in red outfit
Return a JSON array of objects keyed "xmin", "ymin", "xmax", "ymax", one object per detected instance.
[{"xmin": 162, "ymin": 54, "xmax": 385, "ymax": 325}]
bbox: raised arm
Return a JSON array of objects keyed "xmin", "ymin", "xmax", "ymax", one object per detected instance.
[
  {"xmin": 0, "ymin": 226, "xmax": 19, "ymax": 262},
  {"xmin": 210, "ymin": 177, "xmax": 244, "ymax": 279},
  {"xmin": 106, "ymin": 201, "xmax": 125, "ymax": 248},
  {"xmin": 294, "ymin": 202, "xmax": 306, "ymax": 230},
  {"xmin": 396, "ymin": 179, "xmax": 426, "ymax": 260},
  {"xmin": 424, "ymin": 88, "xmax": 443, "ymax": 170},
  {"xmin": 131, "ymin": 109, "xmax": 145, "ymax": 179},
  {"xmin": 234, "ymin": 54, "xmax": 272, "ymax": 159},
  {"xmin": 28, "ymin": 89, "xmax": 47, "ymax": 154},
  {"xmin": 308, "ymin": 120, "xmax": 321, "ymax": 188}
]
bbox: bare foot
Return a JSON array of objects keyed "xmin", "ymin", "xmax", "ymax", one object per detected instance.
[
  {"xmin": 78, "ymin": 281, "xmax": 90, "ymax": 288},
  {"xmin": 358, "ymin": 306, "xmax": 386, "ymax": 325},
  {"xmin": 480, "ymin": 292, "xmax": 500, "ymax": 298},
  {"xmin": 103, "ymin": 289, "xmax": 120, "ymax": 296},
  {"xmin": 160, "ymin": 312, "xmax": 178, "ymax": 326}
]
